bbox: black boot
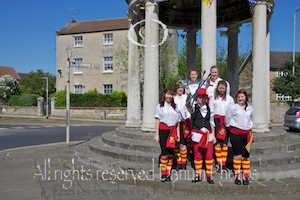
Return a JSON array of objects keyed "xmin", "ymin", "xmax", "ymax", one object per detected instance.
[
  {"xmin": 216, "ymin": 165, "xmax": 221, "ymax": 173},
  {"xmin": 234, "ymin": 178, "xmax": 241, "ymax": 185},
  {"xmin": 206, "ymin": 177, "xmax": 214, "ymax": 184},
  {"xmin": 192, "ymin": 175, "xmax": 202, "ymax": 183},
  {"xmin": 166, "ymin": 175, "xmax": 171, "ymax": 182},
  {"xmin": 243, "ymin": 178, "xmax": 249, "ymax": 185},
  {"xmin": 160, "ymin": 175, "xmax": 167, "ymax": 182},
  {"xmin": 222, "ymin": 165, "xmax": 228, "ymax": 172}
]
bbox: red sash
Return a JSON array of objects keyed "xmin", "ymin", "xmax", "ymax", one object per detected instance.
[
  {"xmin": 214, "ymin": 115, "xmax": 226, "ymax": 140},
  {"xmin": 182, "ymin": 120, "xmax": 191, "ymax": 139},
  {"xmin": 191, "ymin": 129, "xmax": 209, "ymax": 148},
  {"xmin": 229, "ymin": 126, "xmax": 254, "ymax": 144},
  {"xmin": 159, "ymin": 123, "xmax": 178, "ymax": 148}
]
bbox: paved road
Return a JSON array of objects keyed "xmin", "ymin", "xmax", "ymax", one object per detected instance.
[{"xmin": 0, "ymin": 124, "xmax": 117, "ymax": 150}]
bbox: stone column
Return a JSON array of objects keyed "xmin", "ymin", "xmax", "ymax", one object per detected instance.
[
  {"xmin": 201, "ymin": 0, "xmax": 217, "ymax": 75},
  {"xmin": 186, "ymin": 29, "xmax": 197, "ymax": 74},
  {"xmin": 141, "ymin": 1, "xmax": 159, "ymax": 132},
  {"xmin": 126, "ymin": 23, "xmax": 142, "ymax": 128},
  {"xmin": 266, "ymin": 17, "xmax": 271, "ymax": 128},
  {"xmin": 227, "ymin": 24, "xmax": 240, "ymax": 97},
  {"xmin": 51, "ymin": 97, "xmax": 57, "ymax": 115},
  {"xmin": 252, "ymin": 1, "xmax": 270, "ymax": 132},
  {"xmin": 37, "ymin": 97, "xmax": 44, "ymax": 116}
]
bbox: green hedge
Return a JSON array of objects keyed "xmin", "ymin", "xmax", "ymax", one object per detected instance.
[
  {"xmin": 51, "ymin": 90, "xmax": 127, "ymax": 107},
  {"xmin": 6, "ymin": 94, "xmax": 39, "ymax": 106}
]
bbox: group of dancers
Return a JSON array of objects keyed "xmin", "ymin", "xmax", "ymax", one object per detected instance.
[{"xmin": 154, "ymin": 65, "xmax": 254, "ymax": 185}]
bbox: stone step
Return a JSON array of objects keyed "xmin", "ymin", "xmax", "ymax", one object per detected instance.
[
  {"xmin": 115, "ymin": 126, "xmax": 288, "ymax": 142},
  {"xmin": 101, "ymin": 130, "xmax": 160, "ymax": 153},
  {"xmin": 103, "ymin": 130, "xmax": 300, "ymax": 155},
  {"xmin": 115, "ymin": 126, "xmax": 153, "ymax": 141},
  {"xmin": 74, "ymin": 142, "xmax": 300, "ymax": 182},
  {"xmin": 250, "ymin": 133, "xmax": 300, "ymax": 154},
  {"xmin": 89, "ymin": 134, "xmax": 300, "ymax": 167},
  {"xmin": 75, "ymin": 142, "xmax": 151, "ymax": 173},
  {"xmin": 89, "ymin": 133, "xmax": 158, "ymax": 163}
]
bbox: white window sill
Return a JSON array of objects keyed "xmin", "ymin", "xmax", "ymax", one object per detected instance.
[{"xmin": 102, "ymin": 71, "xmax": 113, "ymax": 74}]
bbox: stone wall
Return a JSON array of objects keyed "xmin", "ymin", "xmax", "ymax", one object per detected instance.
[
  {"xmin": 270, "ymin": 102, "xmax": 289, "ymax": 123},
  {"xmin": 1, "ymin": 106, "xmax": 127, "ymax": 120},
  {"xmin": 2, "ymin": 102, "xmax": 298, "ymax": 123},
  {"xmin": 1, "ymin": 106, "xmax": 40, "ymax": 116},
  {"xmin": 51, "ymin": 107, "xmax": 127, "ymax": 120}
]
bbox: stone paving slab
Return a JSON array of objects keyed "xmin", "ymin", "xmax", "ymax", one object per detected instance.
[{"xmin": 0, "ymin": 141, "xmax": 300, "ymax": 199}]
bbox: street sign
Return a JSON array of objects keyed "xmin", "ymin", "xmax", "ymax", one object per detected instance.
[{"xmin": 72, "ymin": 63, "xmax": 100, "ymax": 69}]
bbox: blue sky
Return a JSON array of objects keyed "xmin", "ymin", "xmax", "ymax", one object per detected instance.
[{"xmin": 0, "ymin": 0, "xmax": 300, "ymax": 75}]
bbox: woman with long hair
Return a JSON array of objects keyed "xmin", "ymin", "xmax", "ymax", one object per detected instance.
[
  {"xmin": 173, "ymin": 81, "xmax": 191, "ymax": 170},
  {"xmin": 202, "ymin": 65, "xmax": 230, "ymax": 99},
  {"xmin": 154, "ymin": 88, "xmax": 181, "ymax": 182},
  {"xmin": 225, "ymin": 89, "xmax": 254, "ymax": 185},
  {"xmin": 211, "ymin": 80, "xmax": 234, "ymax": 172}
]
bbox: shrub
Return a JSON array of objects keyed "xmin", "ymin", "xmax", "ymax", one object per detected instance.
[
  {"xmin": 51, "ymin": 90, "xmax": 127, "ymax": 107},
  {"xmin": 6, "ymin": 94, "xmax": 39, "ymax": 106}
]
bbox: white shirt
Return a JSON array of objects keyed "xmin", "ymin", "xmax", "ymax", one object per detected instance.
[
  {"xmin": 174, "ymin": 94, "xmax": 191, "ymax": 120},
  {"xmin": 202, "ymin": 77, "xmax": 231, "ymax": 99},
  {"xmin": 188, "ymin": 83, "xmax": 199, "ymax": 97},
  {"xmin": 155, "ymin": 102, "xmax": 181, "ymax": 127},
  {"xmin": 225, "ymin": 103, "xmax": 254, "ymax": 130},
  {"xmin": 211, "ymin": 95, "xmax": 235, "ymax": 116}
]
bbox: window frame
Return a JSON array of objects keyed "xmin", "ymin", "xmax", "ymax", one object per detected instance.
[
  {"xmin": 103, "ymin": 56, "xmax": 113, "ymax": 72},
  {"xmin": 73, "ymin": 58, "xmax": 83, "ymax": 74},
  {"xmin": 74, "ymin": 85, "xmax": 83, "ymax": 94},
  {"xmin": 103, "ymin": 33, "xmax": 113, "ymax": 45},
  {"xmin": 74, "ymin": 36, "xmax": 83, "ymax": 47},
  {"xmin": 103, "ymin": 84, "xmax": 113, "ymax": 94}
]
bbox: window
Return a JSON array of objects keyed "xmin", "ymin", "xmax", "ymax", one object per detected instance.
[
  {"xmin": 74, "ymin": 36, "xmax": 83, "ymax": 47},
  {"xmin": 74, "ymin": 85, "xmax": 83, "ymax": 94},
  {"xmin": 73, "ymin": 58, "xmax": 83, "ymax": 74},
  {"xmin": 103, "ymin": 56, "xmax": 113, "ymax": 72},
  {"xmin": 104, "ymin": 84, "xmax": 113, "ymax": 94},
  {"xmin": 276, "ymin": 93, "xmax": 292, "ymax": 101},
  {"xmin": 103, "ymin": 33, "xmax": 113, "ymax": 44}
]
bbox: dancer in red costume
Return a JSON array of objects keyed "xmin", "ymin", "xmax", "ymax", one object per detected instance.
[
  {"xmin": 154, "ymin": 88, "xmax": 181, "ymax": 182},
  {"xmin": 173, "ymin": 81, "xmax": 191, "ymax": 170},
  {"xmin": 210, "ymin": 80, "xmax": 234, "ymax": 172},
  {"xmin": 190, "ymin": 88, "xmax": 216, "ymax": 184},
  {"xmin": 225, "ymin": 89, "xmax": 254, "ymax": 185}
]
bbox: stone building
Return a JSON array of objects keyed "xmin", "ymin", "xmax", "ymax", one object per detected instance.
[
  {"xmin": 0, "ymin": 66, "xmax": 21, "ymax": 79},
  {"xmin": 55, "ymin": 18, "xmax": 129, "ymax": 94},
  {"xmin": 239, "ymin": 51, "xmax": 300, "ymax": 102}
]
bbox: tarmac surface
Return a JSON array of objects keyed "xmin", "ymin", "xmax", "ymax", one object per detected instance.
[{"xmin": 0, "ymin": 115, "xmax": 300, "ymax": 199}]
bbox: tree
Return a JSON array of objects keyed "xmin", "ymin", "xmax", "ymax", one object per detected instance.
[
  {"xmin": 272, "ymin": 54, "xmax": 300, "ymax": 100},
  {"xmin": 159, "ymin": 31, "xmax": 181, "ymax": 95},
  {"xmin": 19, "ymin": 69, "xmax": 56, "ymax": 98},
  {"xmin": 177, "ymin": 40, "xmax": 202, "ymax": 80},
  {"xmin": 0, "ymin": 75, "xmax": 20, "ymax": 103},
  {"xmin": 177, "ymin": 40, "xmax": 249, "ymax": 81}
]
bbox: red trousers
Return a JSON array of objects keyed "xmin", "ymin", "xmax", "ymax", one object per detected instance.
[{"xmin": 193, "ymin": 141, "xmax": 214, "ymax": 160}]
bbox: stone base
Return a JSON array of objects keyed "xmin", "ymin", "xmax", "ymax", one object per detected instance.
[
  {"xmin": 125, "ymin": 119, "xmax": 142, "ymax": 128},
  {"xmin": 141, "ymin": 123, "xmax": 155, "ymax": 132},
  {"xmin": 253, "ymin": 123, "xmax": 270, "ymax": 133}
]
